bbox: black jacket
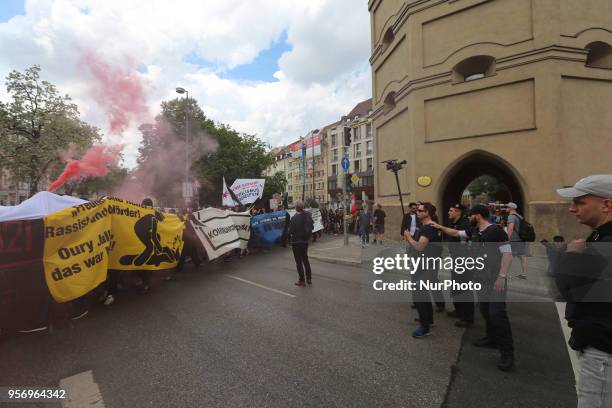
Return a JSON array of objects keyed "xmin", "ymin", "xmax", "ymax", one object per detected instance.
[
  {"xmin": 400, "ymin": 212, "xmax": 421, "ymax": 237},
  {"xmin": 555, "ymin": 221, "xmax": 612, "ymax": 354},
  {"xmin": 290, "ymin": 211, "xmax": 314, "ymax": 244}
]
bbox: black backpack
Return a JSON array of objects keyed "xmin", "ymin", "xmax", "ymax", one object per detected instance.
[{"xmin": 515, "ymin": 214, "xmax": 536, "ymax": 242}]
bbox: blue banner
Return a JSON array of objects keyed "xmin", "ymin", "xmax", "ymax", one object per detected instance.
[{"xmin": 249, "ymin": 211, "xmax": 289, "ymax": 247}]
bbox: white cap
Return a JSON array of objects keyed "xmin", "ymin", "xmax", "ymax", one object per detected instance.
[
  {"xmin": 557, "ymin": 174, "xmax": 612, "ymax": 199},
  {"xmin": 506, "ymin": 202, "xmax": 518, "ymax": 209}
]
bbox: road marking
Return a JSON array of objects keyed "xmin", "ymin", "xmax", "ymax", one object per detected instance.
[
  {"xmin": 226, "ymin": 275, "xmax": 296, "ymax": 298},
  {"xmin": 555, "ymin": 302, "xmax": 579, "ymax": 389},
  {"xmin": 60, "ymin": 370, "xmax": 105, "ymax": 408}
]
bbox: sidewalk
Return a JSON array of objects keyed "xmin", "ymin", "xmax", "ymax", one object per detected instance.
[{"xmin": 310, "ymin": 234, "xmax": 556, "ymax": 299}]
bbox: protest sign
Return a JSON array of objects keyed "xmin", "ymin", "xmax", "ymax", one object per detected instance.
[
  {"xmin": 229, "ymin": 179, "xmax": 265, "ymax": 205},
  {"xmin": 43, "ymin": 197, "xmax": 184, "ymax": 303},
  {"xmin": 191, "ymin": 208, "xmax": 251, "ymax": 259},
  {"xmin": 250, "ymin": 211, "xmax": 288, "ymax": 247},
  {"xmin": 288, "ymin": 208, "xmax": 323, "ymax": 232}
]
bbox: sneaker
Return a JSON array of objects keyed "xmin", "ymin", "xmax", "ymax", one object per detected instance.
[
  {"xmin": 72, "ymin": 309, "xmax": 89, "ymax": 320},
  {"xmin": 517, "ymin": 274, "xmax": 527, "ymax": 280},
  {"xmin": 295, "ymin": 281, "xmax": 306, "ymax": 287},
  {"xmin": 473, "ymin": 336, "xmax": 497, "ymax": 348},
  {"xmin": 412, "ymin": 325, "xmax": 432, "ymax": 338},
  {"xmin": 497, "ymin": 356, "xmax": 515, "ymax": 372},
  {"xmin": 18, "ymin": 326, "xmax": 48, "ymax": 333},
  {"xmin": 455, "ymin": 320, "xmax": 473, "ymax": 328}
]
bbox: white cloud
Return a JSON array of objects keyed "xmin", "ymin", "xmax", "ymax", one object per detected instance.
[{"xmin": 0, "ymin": 0, "xmax": 372, "ymax": 168}]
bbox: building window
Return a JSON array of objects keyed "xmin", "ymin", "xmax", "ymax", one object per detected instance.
[
  {"xmin": 452, "ymin": 55, "xmax": 496, "ymax": 83},
  {"xmin": 366, "ymin": 141, "xmax": 373, "ymax": 156},
  {"xmin": 382, "ymin": 27, "xmax": 395, "ymax": 51},
  {"xmin": 354, "ymin": 126, "xmax": 360, "ymax": 141},
  {"xmin": 383, "ymin": 92, "xmax": 396, "ymax": 115},
  {"xmin": 367, "ymin": 158, "xmax": 373, "ymax": 171},
  {"xmin": 343, "ymin": 147, "xmax": 349, "ymax": 157},
  {"xmin": 332, "ymin": 149, "xmax": 338, "ymax": 162},
  {"xmin": 362, "ymin": 175, "xmax": 373, "ymax": 186},
  {"xmin": 332, "ymin": 164, "xmax": 338, "ymax": 176},
  {"xmin": 354, "ymin": 143, "xmax": 361, "ymax": 157},
  {"xmin": 585, "ymin": 41, "xmax": 612, "ymax": 69},
  {"xmin": 354, "ymin": 160, "xmax": 361, "ymax": 172},
  {"xmin": 328, "ymin": 180, "xmax": 337, "ymax": 190},
  {"xmin": 366, "ymin": 124, "xmax": 372, "ymax": 139},
  {"xmin": 331, "ymin": 134, "xmax": 337, "ymax": 147}
]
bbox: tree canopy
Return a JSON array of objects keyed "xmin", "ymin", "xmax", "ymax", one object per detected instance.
[{"xmin": 0, "ymin": 65, "xmax": 101, "ymax": 195}]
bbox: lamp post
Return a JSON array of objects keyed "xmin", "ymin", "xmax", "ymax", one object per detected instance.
[{"xmin": 175, "ymin": 87, "xmax": 191, "ymax": 206}]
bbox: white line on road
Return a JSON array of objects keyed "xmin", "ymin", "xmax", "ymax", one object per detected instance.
[
  {"xmin": 60, "ymin": 370, "xmax": 105, "ymax": 408},
  {"xmin": 227, "ymin": 275, "xmax": 296, "ymax": 298}
]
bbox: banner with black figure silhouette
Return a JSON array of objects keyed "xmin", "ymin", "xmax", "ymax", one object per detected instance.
[{"xmin": 43, "ymin": 197, "xmax": 184, "ymax": 303}]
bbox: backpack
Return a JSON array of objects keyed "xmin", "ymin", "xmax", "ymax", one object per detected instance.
[{"xmin": 515, "ymin": 214, "xmax": 536, "ymax": 242}]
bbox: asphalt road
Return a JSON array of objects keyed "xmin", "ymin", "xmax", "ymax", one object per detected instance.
[{"xmin": 0, "ymin": 244, "xmax": 576, "ymax": 408}]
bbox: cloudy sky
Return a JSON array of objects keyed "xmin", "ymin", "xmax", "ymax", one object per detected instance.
[{"xmin": 0, "ymin": 0, "xmax": 372, "ymax": 167}]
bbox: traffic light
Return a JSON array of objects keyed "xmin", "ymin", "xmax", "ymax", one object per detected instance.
[
  {"xmin": 343, "ymin": 126, "xmax": 351, "ymax": 146},
  {"xmin": 345, "ymin": 173, "xmax": 352, "ymax": 193}
]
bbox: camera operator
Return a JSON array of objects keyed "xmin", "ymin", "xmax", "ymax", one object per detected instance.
[{"xmin": 555, "ymin": 175, "xmax": 612, "ymax": 408}]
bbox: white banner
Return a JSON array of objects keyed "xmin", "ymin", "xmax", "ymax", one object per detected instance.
[
  {"xmin": 288, "ymin": 208, "xmax": 323, "ymax": 233},
  {"xmin": 191, "ymin": 208, "xmax": 251, "ymax": 260},
  {"xmin": 229, "ymin": 179, "xmax": 265, "ymax": 205},
  {"xmin": 222, "ymin": 177, "xmax": 237, "ymax": 207}
]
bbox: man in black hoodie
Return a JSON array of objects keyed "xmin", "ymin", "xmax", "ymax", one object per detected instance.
[
  {"xmin": 555, "ymin": 174, "xmax": 612, "ymax": 408},
  {"xmin": 290, "ymin": 201, "xmax": 314, "ymax": 286}
]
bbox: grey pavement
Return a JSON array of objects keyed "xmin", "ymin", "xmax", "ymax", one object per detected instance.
[{"xmin": 0, "ymin": 239, "xmax": 576, "ymax": 407}]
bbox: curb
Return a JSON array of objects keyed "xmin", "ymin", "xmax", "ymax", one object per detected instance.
[{"xmin": 309, "ymin": 254, "xmax": 362, "ymax": 266}]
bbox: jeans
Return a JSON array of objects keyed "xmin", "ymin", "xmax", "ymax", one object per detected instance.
[
  {"xmin": 291, "ymin": 243, "xmax": 311, "ymax": 282},
  {"xmin": 577, "ymin": 347, "xmax": 612, "ymax": 408},
  {"xmin": 478, "ymin": 282, "xmax": 514, "ymax": 358}
]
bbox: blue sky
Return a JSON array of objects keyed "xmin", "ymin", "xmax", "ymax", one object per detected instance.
[
  {"xmin": 184, "ymin": 32, "xmax": 292, "ymax": 82},
  {"xmin": 0, "ymin": 0, "xmax": 24, "ymax": 23}
]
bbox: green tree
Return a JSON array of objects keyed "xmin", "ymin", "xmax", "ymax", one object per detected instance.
[
  {"xmin": 0, "ymin": 65, "xmax": 100, "ymax": 195},
  {"xmin": 262, "ymin": 171, "xmax": 287, "ymax": 201},
  {"xmin": 466, "ymin": 175, "xmax": 502, "ymax": 200},
  {"xmin": 136, "ymin": 96, "xmax": 273, "ymax": 207}
]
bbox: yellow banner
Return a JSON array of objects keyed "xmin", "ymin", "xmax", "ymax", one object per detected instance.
[{"xmin": 43, "ymin": 197, "xmax": 184, "ymax": 303}]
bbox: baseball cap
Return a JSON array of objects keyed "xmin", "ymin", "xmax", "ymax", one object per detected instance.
[
  {"xmin": 451, "ymin": 203, "xmax": 466, "ymax": 212},
  {"xmin": 557, "ymin": 174, "xmax": 612, "ymax": 199},
  {"xmin": 468, "ymin": 204, "xmax": 490, "ymax": 218},
  {"xmin": 506, "ymin": 202, "xmax": 518, "ymax": 209}
]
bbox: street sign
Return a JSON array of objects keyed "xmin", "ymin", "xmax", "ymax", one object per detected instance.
[
  {"xmin": 341, "ymin": 157, "xmax": 349, "ymax": 171},
  {"xmin": 351, "ymin": 174, "xmax": 360, "ymax": 184}
]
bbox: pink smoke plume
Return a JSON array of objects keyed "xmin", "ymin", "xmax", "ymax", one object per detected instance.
[
  {"xmin": 81, "ymin": 52, "xmax": 149, "ymax": 134},
  {"xmin": 48, "ymin": 145, "xmax": 124, "ymax": 192}
]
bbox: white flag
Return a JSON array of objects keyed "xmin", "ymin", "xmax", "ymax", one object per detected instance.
[{"xmin": 222, "ymin": 177, "xmax": 237, "ymax": 207}]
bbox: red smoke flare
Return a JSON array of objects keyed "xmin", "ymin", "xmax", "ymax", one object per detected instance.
[
  {"xmin": 48, "ymin": 145, "xmax": 124, "ymax": 192},
  {"xmin": 81, "ymin": 52, "xmax": 149, "ymax": 134}
]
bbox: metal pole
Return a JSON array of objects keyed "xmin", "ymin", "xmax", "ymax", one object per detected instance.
[
  {"xmin": 185, "ymin": 91, "xmax": 190, "ymax": 206},
  {"xmin": 393, "ymin": 169, "xmax": 405, "ymax": 217},
  {"xmin": 343, "ymin": 171, "xmax": 349, "ymax": 246},
  {"xmin": 311, "ymin": 131, "xmax": 315, "ymax": 201}
]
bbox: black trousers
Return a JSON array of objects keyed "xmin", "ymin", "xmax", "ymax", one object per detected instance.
[
  {"xmin": 292, "ymin": 243, "xmax": 311, "ymax": 282},
  {"xmin": 452, "ymin": 269, "xmax": 474, "ymax": 322},
  {"xmin": 413, "ymin": 270, "xmax": 435, "ymax": 327},
  {"xmin": 478, "ymin": 283, "xmax": 514, "ymax": 358}
]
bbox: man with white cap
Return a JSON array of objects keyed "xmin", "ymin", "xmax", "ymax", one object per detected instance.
[
  {"xmin": 506, "ymin": 202, "xmax": 528, "ymax": 279},
  {"xmin": 555, "ymin": 174, "xmax": 612, "ymax": 408}
]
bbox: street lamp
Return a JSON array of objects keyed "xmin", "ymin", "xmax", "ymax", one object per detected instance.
[{"xmin": 175, "ymin": 87, "xmax": 191, "ymax": 206}]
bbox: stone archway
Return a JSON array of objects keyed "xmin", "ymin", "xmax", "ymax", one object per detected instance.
[{"xmin": 439, "ymin": 151, "xmax": 526, "ymax": 223}]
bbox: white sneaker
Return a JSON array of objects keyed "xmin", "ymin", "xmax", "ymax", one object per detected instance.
[{"xmin": 72, "ymin": 309, "xmax": 89, "ymax": 320}]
